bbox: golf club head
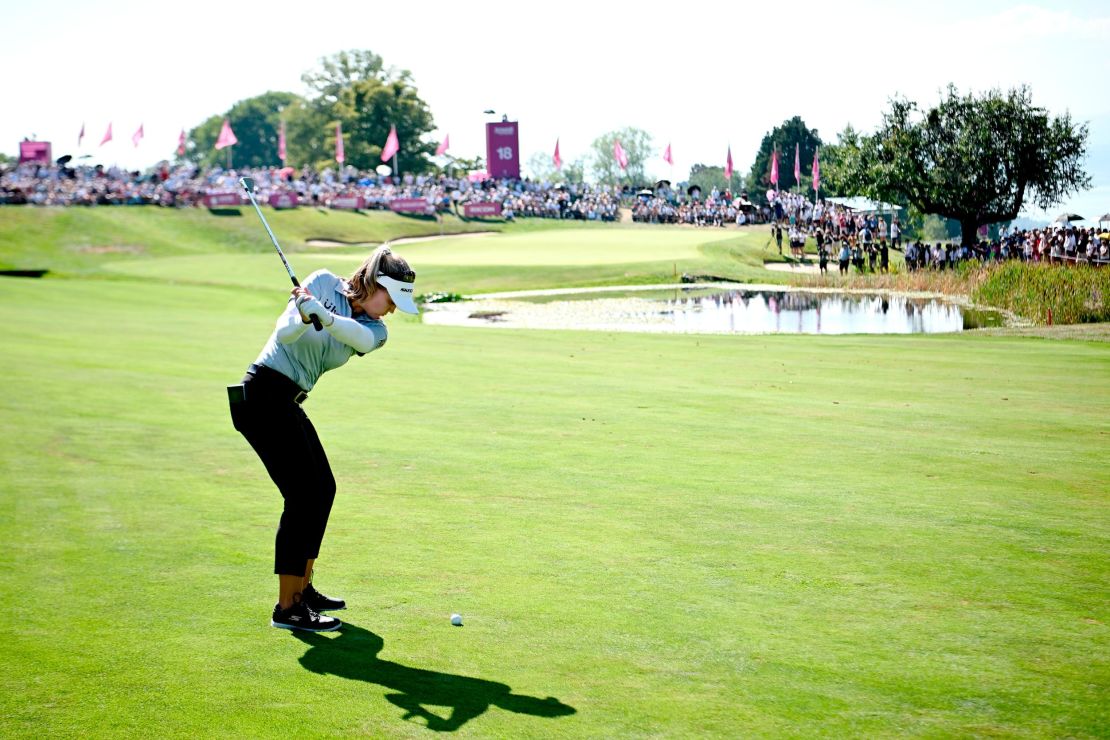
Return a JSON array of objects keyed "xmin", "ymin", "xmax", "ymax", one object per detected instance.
[{"xmin": 239, "ymin": 177, "xmax": 255, "ymax": 193}]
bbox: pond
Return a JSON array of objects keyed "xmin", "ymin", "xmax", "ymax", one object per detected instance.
[{"xmin": 421, "ymin": 284, "xmax": 1005, "ymax": 335}]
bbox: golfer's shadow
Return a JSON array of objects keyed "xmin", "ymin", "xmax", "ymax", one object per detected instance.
[{"xmin": 293, "ymin": 623, "xmax": 576, "ymax": 732}]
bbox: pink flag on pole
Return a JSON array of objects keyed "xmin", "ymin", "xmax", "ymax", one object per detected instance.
[
  {"xmin": 812, "ymin": 147, "xmax": 820, "ymax": 192},
  {"xmin": 335, "ymin": 122, "xmax": 345, "ymax": 164},
  {"xmin": 78, "ymin": 123, "xmax": 85, "ymax": 146},
  {"xmin": 381, "ymin": 125, "xmax": 399, "ymax": 162},
  {"xmin": 215, "ymin": 119, "xmax": 238, "ymax": 150},
  {"xmin": 553, "ymin": 138, "xmax": 562, "ymax": 170},
  {"xmin": 725, "ymin": 145, "xmax": 734, "ymax": 180},
  {"xmin": 436, "ymin": 133, "xmax": 450, "ymax": 156},
  {"xmin": 770, "ymin": 147, "xmax": 779, "ymax": 186},
  {"xmin": 663, "ymin": 143, "xmax": 673, "ymax": 166},
  {"xmin": 278, "ymin": 121, "xmax": 286, "ymax": 163},
  {"xmin": 177, "ymin": 129, "xmax": 187, "ymax": 157},
  {"xmin": 613, "ymin": 140, "xmax": 628, "ymax": 171},
  {"xmin": 794, "ymin": 143, "xmax": 801, "ymax": 184},
  {"xmin": 100, "ymin": 122, "xmax": 113, "ymax": 146},
  {"xmin": 132, "ymin": 124, "xmax": 144, "ymax": 148}
]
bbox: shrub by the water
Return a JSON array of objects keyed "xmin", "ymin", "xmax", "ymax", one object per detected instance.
[
  {"xmin": 418, "ymin": 291, "xmax": 464, "ymax": 304},
  {"xmin": 973, "ymin": 262, "xmax": 1110, "ymax": 324}
]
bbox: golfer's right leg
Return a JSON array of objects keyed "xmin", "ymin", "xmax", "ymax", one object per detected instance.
[{"xmin": 231, "ymin": 401, "xmax": 340, "ymax": 632}]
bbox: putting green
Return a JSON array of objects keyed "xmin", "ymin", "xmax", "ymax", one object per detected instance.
[
  {"xmin": 389, "ymin": 228, "xmax": 718, "ymax": 266},
  {"xmin": 102, "ymin": 227, "xmax": 747, "ymax": 291}
]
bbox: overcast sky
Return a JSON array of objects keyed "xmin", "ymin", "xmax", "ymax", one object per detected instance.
[{"xmin": 4, "ymin": 0, "xmax": 1108, "ymax": 221}]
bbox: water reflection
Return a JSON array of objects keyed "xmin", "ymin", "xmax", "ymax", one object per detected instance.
[
  {"xmin": 663, "ymin": 290, "xmax": 996, "ymax": 334},
  {"xmin": 423, "ymin": 287, "xmax": 1004, "ymax": 335}
]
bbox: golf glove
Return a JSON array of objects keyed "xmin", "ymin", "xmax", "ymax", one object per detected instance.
[{"xmin": 295, "ymin": 294, "xmax": 334, "ymax": 327}]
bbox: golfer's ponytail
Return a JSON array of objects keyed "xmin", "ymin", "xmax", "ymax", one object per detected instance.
[{"xmin": 346, "ymin": 245, "xmax": 391, "ymax": 304}]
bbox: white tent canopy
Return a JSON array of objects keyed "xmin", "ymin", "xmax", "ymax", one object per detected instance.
[{"xmin": 825, "ymin": 196, "xmax": 905, "ymax": 214}]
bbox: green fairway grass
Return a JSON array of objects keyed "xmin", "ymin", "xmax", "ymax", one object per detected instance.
[{"xmin": 0, "ymin": 207, "xmax": 1106, "ymax": 736}]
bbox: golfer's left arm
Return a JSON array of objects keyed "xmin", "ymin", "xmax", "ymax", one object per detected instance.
[{"xmin": 325, "ymin": 314, "xmax": 386, "ymax": 355}]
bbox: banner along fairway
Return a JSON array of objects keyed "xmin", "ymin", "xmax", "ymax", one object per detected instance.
[{"xmin": 0, "ymin": 272, "xmax": 1107, "ymax": 736}]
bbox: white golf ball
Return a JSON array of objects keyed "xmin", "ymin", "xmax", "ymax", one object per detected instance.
[{"xmin": 450, "ymin": 613, "xmax": 463, "ymax": 626}]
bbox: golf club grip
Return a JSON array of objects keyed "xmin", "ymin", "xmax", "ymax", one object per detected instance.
[
  {"xmin": 288, "ymin": 276, "xmax": 324, "ymax": 330},
  {"xmin": 289, "ymin": 276, "xmax": 324, "ymax": 331}
]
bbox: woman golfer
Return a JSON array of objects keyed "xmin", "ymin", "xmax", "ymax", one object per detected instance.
[{"xmin": 229, "ymin": 246, "xmax": 418, "ymax": 632}]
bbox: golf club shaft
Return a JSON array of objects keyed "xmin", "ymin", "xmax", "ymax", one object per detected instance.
[{"xmin": 241, "ymin": 181, "xmax": 322, "ymax": 331}]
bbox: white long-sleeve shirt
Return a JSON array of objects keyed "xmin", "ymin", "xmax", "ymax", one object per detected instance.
[{"xmin": 253, "ymin": 270, "xmax": 387, "ymax": 391}]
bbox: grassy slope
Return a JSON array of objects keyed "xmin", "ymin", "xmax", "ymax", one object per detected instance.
[
  {"xmin": 0, "ymin": 206, "xmax": 806, "ymax": 291},
  {"xmin": 0, "ymin": 273, "xmax": 1107, "ymax": 737},
  {"xmin": 0, "ymin": 206, "xmax": 503, "ymax": 276}
]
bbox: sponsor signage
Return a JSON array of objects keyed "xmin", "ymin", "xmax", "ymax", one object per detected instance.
[
  {"xmin": 268, "ymin": 192, "xmax": 299, "ymax": 209},
  {"xmin": 485, "ymin": 121, "xmax": 520, "ymax": 179},
  {"xmin": 463, "ymin": 201, "xmax": 502, "ymax": 217},
  {"xmin": 204, "ymin": 192, "xmax": 242, "ymax": 207},
  {"xmin": 329, "ymin": 195, "xmax": 364, "ymax": 210},
  {"xmin": 389, "ymin": 197, "xmax": 430, "ymax": 213},
  {"xmin": 18, "ymin": 141, "xmax": 52, "ymax": 164}
]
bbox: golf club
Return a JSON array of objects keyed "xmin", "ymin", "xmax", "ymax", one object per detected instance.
[{"xmin": 239, "ymin": 176, "xmax": 323, "ymax": 331}]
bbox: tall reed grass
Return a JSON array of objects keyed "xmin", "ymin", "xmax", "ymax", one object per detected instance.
[
  {"xmin": 973, "ymin": 262, "xmax": 1109, "ymax": 325},
  {"xmin": 790, "ymin": 262, "xmax": 1109, "ymax": 324}
]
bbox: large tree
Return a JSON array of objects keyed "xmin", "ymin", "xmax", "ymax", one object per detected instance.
[
  {"xmin": 183, "ymin": 91, "xmax": 300, "ymax": 168},
  {"xmin": 747, "ymin": 116, "xmax": 822, "ymax": 203},
  {"xmin": 333, "ymin": 76, "xmax": 436, "ymax": 172},
  {"xmin": 300, "ymin": 49, "xmax": 436, "ymax": 173},
  {"xmin": 590, "ymin": 127, "xmax": 653, "ymax": 186},
  {"xmin": 183, "ymin": 50, "xmax": 438, "ymax": 173},
  {"xmin": 849, "ymin": 85, "xmax": 1090, "ymax": 245},
  {"xmin": 301, "ymin": 49, "xmax": 396, "ymax": 105}
]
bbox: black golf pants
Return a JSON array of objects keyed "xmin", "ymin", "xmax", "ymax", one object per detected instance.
[{"xmin": 230, "ymin": 368, "xmax": 336, "ymax": 576}]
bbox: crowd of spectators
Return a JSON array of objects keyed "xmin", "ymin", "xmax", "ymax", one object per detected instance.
[
  {"xmin": 630, "ymin": 186, "xmax": 767, "ymax": 226},
  {"xmin": 0, "ymin": 161, "xmax": 453, "ymax": 209},
  {"xmin": 768, "ymin": 190, "xmax": 1109, "ymax": 270},
  {"xmin": 2, "ymin": 160, "xmax": 1105, "ymax": 268},
  {"xmin": 0, "ymin": 160, "xmax": 754, "ymax": 226},
  {"xmin": 0, "ymin": 161, "xmax": 623, "ymax": 221},
  {"xmin": 478, "ymin": 180, "xmax": 622, "ymax": 222},
  {"xmin": 897, "ymin": 229, "xmax": 1109, "ymax": 270}
]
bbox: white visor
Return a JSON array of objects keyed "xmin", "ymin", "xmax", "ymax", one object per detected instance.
[{"xmin": 376, "ymin": 274, "xmax": 419, "ymax": 314}]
